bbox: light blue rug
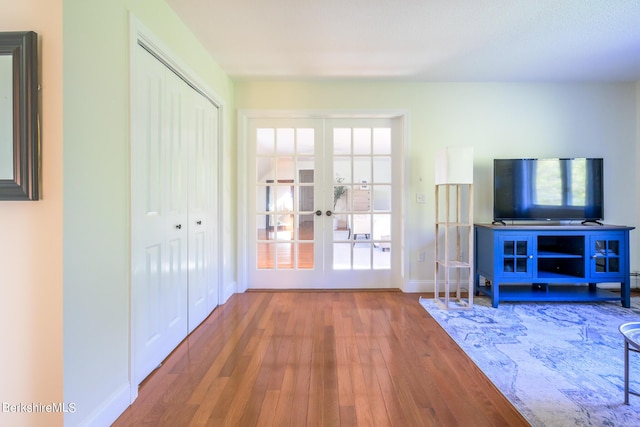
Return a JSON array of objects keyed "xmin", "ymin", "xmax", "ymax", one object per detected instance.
[{"xmin": 420, "ymin": 296, "xmax": 640, "ymax": 426}]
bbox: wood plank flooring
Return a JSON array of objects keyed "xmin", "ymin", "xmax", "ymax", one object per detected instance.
[{"xmin": 113, "ymin": 291, "xmax": 530, "ymax": 426}]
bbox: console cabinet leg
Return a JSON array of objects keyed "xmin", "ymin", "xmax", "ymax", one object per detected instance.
[{"xmin": 622, "ymin": 279, "xmax": 631, "ymax": 308}]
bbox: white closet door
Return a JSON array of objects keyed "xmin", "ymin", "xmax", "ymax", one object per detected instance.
[
  {"xmin": 187, "ymin": 91, "xmax": 218, "ymax": 332},
  {"xmin": 132, "ymin": 41, "xmax": 221, "ymax": 383},
  {"xmin": 132, "ymin": 46, "xmax": 189, "ymax": 384},
  {"xmin": 202, "ymin": 96, "xmax": 220, "ymax": 314}
]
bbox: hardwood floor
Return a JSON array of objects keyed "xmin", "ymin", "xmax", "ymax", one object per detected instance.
[{"xmin": 113, "ymin": 291, "xmax": 529, "ymax": 426}]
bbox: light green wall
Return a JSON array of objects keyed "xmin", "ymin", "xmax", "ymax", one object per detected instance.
[
  {"xmin": 63, "ymin": 1, "xmax": 235, "ymax": 425},
  {"xmin": 235, "ymin": 81, "xmax": 638, "ymax": 286}
]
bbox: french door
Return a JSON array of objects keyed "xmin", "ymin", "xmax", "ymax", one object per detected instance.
[{"xmin": 246, "ymin": 116, "xmax": 401, "ymax": 289}]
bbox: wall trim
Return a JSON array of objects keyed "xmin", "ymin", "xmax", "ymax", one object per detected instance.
[
  {"xmin": 405, "ymin": 279, "xmax": 434, "ymax": 293},
  {"xmin": 222, "ymin": 280, "xmax": 237, "ymax": 304},
  {"xmin": 70, "ymin": 383, "xmax": 130, "ymax": 427}
]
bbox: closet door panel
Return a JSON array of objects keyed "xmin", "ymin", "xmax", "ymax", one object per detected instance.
[
  {"xmin": 205, "ymin": 101, "xmax": 220, "ymax": 312},
  {"xmin": 132, "ymin": 48, "xmax": 168, "ymax": 384},
  {"xmin": 141, "ymin": 244, "xmax": 161, "ymax": 344},
  {"xmin": 132, "ymin": 46, "xmax": 188, "ymax": 384},
  {"xmin": 167, "ymin": 235, "xmax": 186, "ymax": 328},
  {"xmin": 187, "ymin": 93, "xmax": 214, "ymax": 332},
  {"xmin": 163, "ymin": 68, "xmax": 189, "ymax": 342}
]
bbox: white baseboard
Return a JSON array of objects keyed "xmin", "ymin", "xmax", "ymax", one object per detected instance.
[
  {"xmin": 67, "ymin": 382, "xmax": 130, "ymax": 427},
  {"xmin": 221, "ymin": 280, "xmax": 236, "ymax": 304},
  {"xmin": 404, "ymin": 280, "xmax": 434, "ymax": 293},
  {"xmin": 233, "ymin": 279, "xmax": 433, "ymax": 294}
]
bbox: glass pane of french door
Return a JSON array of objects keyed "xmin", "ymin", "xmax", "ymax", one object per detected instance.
[
  {"xmin": 325, "ymin": 119, "xmax": 394, "ymax": 287},
  {"xmin": 331, "ymin": 124, "xmax": 392, "ymax": 269},
  {"xmin": 248, "ymin": 117, "xmax": 398, "ymax": 289},
  {"xmin": 254, "ymin": 124, "xmax": 319, "ymax": 264},
  {"xmin": 248, "ymin": 119, "xmax": 324, "ymax": 288}
]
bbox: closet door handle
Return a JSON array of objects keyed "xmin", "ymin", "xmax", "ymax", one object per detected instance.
[
  {"xmin": 175, "ymin": 224, "xmax": 182, "ymax": 230},
  {"xmin": 326, "ymin": 210, "xmax": 333, "ymax": 217},
  {"xmin": 315, "ymin": 210, "xmax": 322, "ymax": 216},
  {"xmin": 196, "ymin": 220, "xmax": 202, "ymax": 225}
]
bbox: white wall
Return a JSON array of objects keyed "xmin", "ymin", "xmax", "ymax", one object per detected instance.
[
  {"xmin": 0, "ymin": 2, "xmax": 64, "ymax": 426},
  {"xmin": 62, "ymin": 1, "xmax": 235, "ymax": 425},
  {"xmin": 235, "ymin": 81, "xmax": 638, "ymax": 289}
]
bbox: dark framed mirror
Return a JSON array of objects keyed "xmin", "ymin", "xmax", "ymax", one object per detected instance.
[{"xmin": 0, "ymin": 31, "xmax": 39, "ymax": 200}]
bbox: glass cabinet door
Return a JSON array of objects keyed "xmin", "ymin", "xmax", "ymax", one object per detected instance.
[
  {"xmin": 499, "ymin": 235, "xmax": 533, "ymax": 277},
  {"xmin": 590, "ymin": 233, "xmax": 623, "ymax": 277}
]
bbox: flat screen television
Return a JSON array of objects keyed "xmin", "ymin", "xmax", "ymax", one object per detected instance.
[{"xmin": 493, "ymin": 158, "xmax": 604, "ymax": 222}]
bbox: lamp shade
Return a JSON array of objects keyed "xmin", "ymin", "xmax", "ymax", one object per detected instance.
[{"xmin": 435, "ymin": 147, "xmax": 474, "ymax": 184}]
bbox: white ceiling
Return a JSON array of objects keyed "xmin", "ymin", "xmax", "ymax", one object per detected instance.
[{"xmin": 166, "ymin": 0, "xmax": 640, "ymax": 82}]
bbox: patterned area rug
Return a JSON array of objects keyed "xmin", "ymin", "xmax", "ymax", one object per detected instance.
[{"xmin": 420, "ymin": 296, "xmax": 640, "ymax": 426}]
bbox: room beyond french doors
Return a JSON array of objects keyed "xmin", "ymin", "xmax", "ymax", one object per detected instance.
[{"xmin": 245, "ymin": 116, "xmax": 402, "ymax": 289}]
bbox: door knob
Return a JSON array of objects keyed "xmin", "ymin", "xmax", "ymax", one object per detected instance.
[
  {"xmin": 175, "ymin": 224, "xmax": 182, "ymax": 230},
  {"xmin": 315, "ymin": 210, "xmax": 322, "ymax": 216},
  {"xmin": 326, "ymin": 210, "xmax": 333, "ymax": 217},
  {"xmin": 196, "ymin": 220, "xmax": 202, "ymax": 225}
]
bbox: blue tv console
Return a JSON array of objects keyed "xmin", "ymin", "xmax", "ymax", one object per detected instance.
[{"xmin": 474, "ymin": 224, "xmax": 634, "ymax": 308}]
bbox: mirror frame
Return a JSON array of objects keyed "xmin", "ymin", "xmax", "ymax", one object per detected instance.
[{"xmin": 0, "ymin": 31, "xmax": 39, "ymax": 200}]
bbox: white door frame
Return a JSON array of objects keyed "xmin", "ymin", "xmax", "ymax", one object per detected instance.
[
  {"xmin": 128, "ymin": 14, "xmax": 225, "ymax": 403},
  {"xmin": 237, "ymin": 110, "xmax": 409, "ymax": 292}
]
